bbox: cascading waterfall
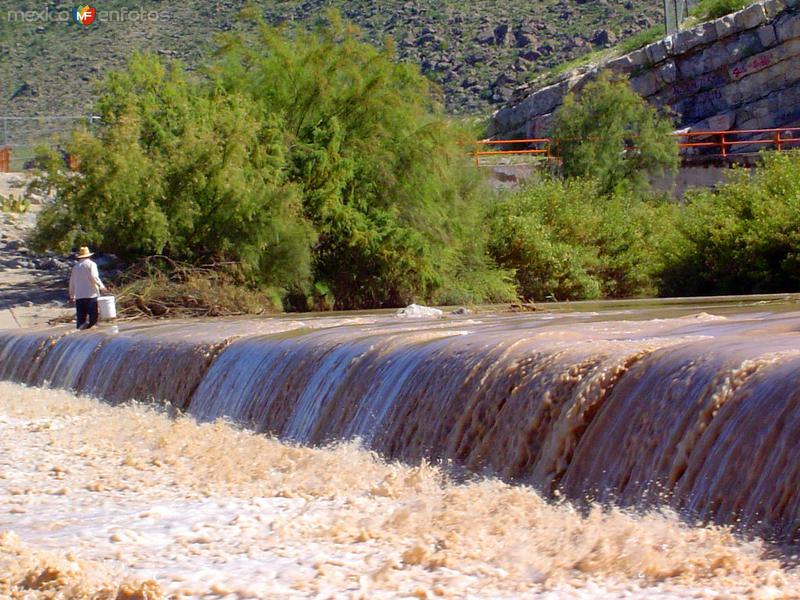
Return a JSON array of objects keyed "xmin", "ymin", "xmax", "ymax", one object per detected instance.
[
  {"xmin": 2, "ymin": 307, "xmax": 799, "ymax": 543},
  {"xmin": 0, "ymin": 329, "xmax": 60, "ymax": 382}
]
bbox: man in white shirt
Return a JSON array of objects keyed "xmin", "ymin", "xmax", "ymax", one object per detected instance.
[{"xmin": 68, "ymin": 246, "xmax": 108, "ymax": 330}]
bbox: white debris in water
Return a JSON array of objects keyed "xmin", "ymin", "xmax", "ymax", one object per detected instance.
[
  {"xmin": 396, "ymin": 304, "xmax": 443, "ymax": 319},
  {"xmin": 0, "ymin": 382, "xmax": 798, "ymax": 599}
]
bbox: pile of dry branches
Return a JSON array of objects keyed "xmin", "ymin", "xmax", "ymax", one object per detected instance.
[{"xmin": 110, "ymin": 256, "xmax": 279, "ymax": 320}]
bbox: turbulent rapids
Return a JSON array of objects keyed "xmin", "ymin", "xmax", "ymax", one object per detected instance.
[
  {"xmin": 3, "ymin": 301, "xmax": 800, "ymax": 542},
  {"xmin": 2, "ymin": 300, "xmax": 800, "ymax": 597}
]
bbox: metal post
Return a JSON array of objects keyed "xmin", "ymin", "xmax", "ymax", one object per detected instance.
[
  {"xmin": 720, "ymin": 133, "xmax": 727, "ymax": 158},
  {"xmin": 664, "ymin": 0, "xmax": 693, "ymax": 35},
  {"xmin": 775, "ymin": 131, "xmax": 783, "ymax": 152},
  {"xmin": 664, "ymin": 0, "xmax": 677, "ymax": 35}
]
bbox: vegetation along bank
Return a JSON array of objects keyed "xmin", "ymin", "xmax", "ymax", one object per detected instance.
[{"xmin": 28, "ymin": 11, "xmax": 800, "ymax": 312}]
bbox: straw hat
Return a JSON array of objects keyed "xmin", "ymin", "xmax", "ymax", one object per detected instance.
[{"xmin": 75, "ymin": 246, "xmax": 94, "ymax": 259}]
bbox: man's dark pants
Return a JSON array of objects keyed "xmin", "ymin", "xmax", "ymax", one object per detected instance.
[{"xmin": 75, "ymin": 297, "xmax": 99, "ymax": 330}]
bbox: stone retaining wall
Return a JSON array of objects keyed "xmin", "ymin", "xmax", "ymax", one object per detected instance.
[{"xmin": 489, "ymin": 1, "xmax": 800, "ymax": 146}]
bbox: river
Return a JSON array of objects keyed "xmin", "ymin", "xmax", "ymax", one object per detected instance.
[{"xmin": 1, "ymin": 296, "xmax": 799, "ymax": 597}]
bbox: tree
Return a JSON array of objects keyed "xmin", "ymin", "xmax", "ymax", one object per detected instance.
[
  {"xmin": 550, "ymin": 72, "xmax": 678, "ymax": 194},
  {"xmin": 32, "ymin": 53, "xmax": 315, "ymax": 297},
  {"xmin": 32, "ymin": 13, "xmax": 516, "ymax": 310},
  {"xmin": 486, "ymin": 177, "xmax": 665, "ymax": 301},
  {"xmin": 658, "ymin": 151, "xmax": 800, "ymax": 296},
  {"xmin": 210, "ymin": 11, "xmax": 517, "ymax": 308}
]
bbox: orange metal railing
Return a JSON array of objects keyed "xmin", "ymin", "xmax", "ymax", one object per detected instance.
[
  {"xmin": 674, "ymin": 127, "xmax": 800, "ymax": 158},
  {"xmin": 473, "ymin": 127, "xmax": 800, "ymax": 166},
  {"xmin": 0, "ymin": 147, "xmax": 9, "ymax": 173},
  {"xmin": 471, "ymin": 138, "xmax": 552, "ymax": 167}
]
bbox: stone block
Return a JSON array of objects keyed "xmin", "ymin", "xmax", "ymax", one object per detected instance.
[
  {"xmin": 722, "ymin": 83, "xmax": 744, "ymax": 107},
  {"xmin": 684, "ymin": 95, "xmax": 722, "ymax": 121},
  {"xmin": 671, "ymin": 68, "xmax": 730, "ymax": 102},
  {"xmin": 674, "ymin": 22, "xmax": 719, "ymax": 54},
  {"xmin": 629, "ymin": 70, "xmax": 661, "ymax": 97},
  {"xmin": 757, "ymin": 24, "xmax": 778, "ymax": 47},
  {"xmin": 606, "ymin": 48, "xmax": 649, "ymax": 76},
  {"xmin": 734, "ymin": 4, "xmax": 767, "ymax": 30},
  {"xmin": 678, "ymin": 41, "xmax": 730, "ymax": 79},
  {"xmin": 487, "ymin": 108, "xmax": 512, "ymax": 136},
  {"xmin": 784, "ymin": 84, "xmax": 800, "ymax": 105},
  {"xmin": 518, "ymin": 80, "xmax": 570, "ymax": 118},
  {"xmin": 728, "ymin": 46, "xmax": 778, "ymax": 80},
  {"xmin": 664, "ymin": 34, "xmax": 676, "ymax": 56},
  {"xmin": 627, "ymin": 48, "xmax": 652, "ymax": 69},
  {"xmin": 526, "ymin": 113, "xmax": 553, "ymax": 139},
  {"xmin": 725, "ymin": 31, "xmax": 763, "ymax": 63},
  {"xmin": 777, "ymin": 54, "xmax": 800, "ymax": 86},
  {"xmin": 708, "ymin": 112, "xmax": 736, "ymax": 131},
  {"xmin": 648, "ymin": 87, "xmax": 673, "ymax": 109},
  {"xmin": 762, "ymin": 0, "xmax": 789, "ymax": 19},
  {"xmin": 752, "ymin": 103, "xmax": 773, "ymax": 121},
  {"xmin": 605, "ymin": 54, "xmax": 634, "ymax": 74},
  {"xmin": 690, "ymin": 112, "xmax": 735, "ymax": 132},
  {"xmin": 715, "ymin": 15, "xmax": 737, "ymax": 39},
  {"xmin": 722, "ymin": 62, "xmax": 780, "ymax": 107},
  {"xmin": 646, "ymin": 41, "xmax": 669, "ymax": 64},
  {"xmin": 566, "ymin": 72, "xmax": 588, "ymax": 91},
  {"xmin": 734, "ymin": 114, "xmax": 760, "ymax": 130},
  {"xmin": 776, "ymin": 13, "xmax": 800, "ymax": 41},
  {"xmin": 657, "ymin": 60, "xmax": 678, "ymax": 84}
]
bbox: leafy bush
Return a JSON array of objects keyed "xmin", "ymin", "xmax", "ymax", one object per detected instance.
[
  {"xmin": 691, "ymin": 0, "xmax": 750, "ymax": 21},
  {"xmin": 31, "ymin": 12, "xmax": 515, "ymax": 310},
  {"xmin": 551, "ymin": 72, "xmax": 679, "ymax": 194},
  {"xmin": 487, "ymin": 177, "xmax": 668, "ymax": 301},
  {"xmin": 617, "ymin": 25, "xmax": 664, "ymax": 54},
  {"xmin": 658, "ymin": 151, "xmax": 800, "ymax": 296},
  {"xmin": 32, "ymin": 54, "xmax": 313, "ymax": 300},
  {"xmin": 0, "ymin": 194, "xmax": 30, "ymax": 213}
]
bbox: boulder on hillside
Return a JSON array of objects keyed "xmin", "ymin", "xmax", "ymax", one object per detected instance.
[
  {"xmin": 494, "ymin": 23, "xmax": 511, "ymax": 46},
  {"xmin": 591, "ymin": 29, "xmax": 617, "ymax": 47},
  {"xmin": 520, "ymin": 49, "xmax": 543, "ymax": 62},
  {"xmin": 9, "ymin": 81, "xmax": 37, "ymax": 101},
  {"xmin": 515, "ymin": 29, "xmax": 538, "ymax": 48},
  {"xmin": 493, "ymin": 86, "xmax": 515, "ymax": 103},
  {"xmin": 475, "ymin": 27, "xmax": 495, "ymax": 45}
]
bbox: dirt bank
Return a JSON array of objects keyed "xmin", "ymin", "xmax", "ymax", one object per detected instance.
[{"xmin": 0, "ymin": 173, "xmax": 72, "ymax": 328}]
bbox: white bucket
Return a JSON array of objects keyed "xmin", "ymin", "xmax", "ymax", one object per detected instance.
[{"xmin": 98, "ymin": 296, "xmax": 117, "ymax": 320}]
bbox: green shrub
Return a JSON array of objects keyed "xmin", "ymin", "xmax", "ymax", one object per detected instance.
[
  {"xmin": 0, "ymin": 195, "xmax": 30, "ymax": 213},
  {"xmin": 487, "ymin": 178, "xmax": 668, "ymax": 301},
  {"xmin": 31, "ymin": 54, "xmax": 313, "ymax": 297},
  {"xmin": 31, "ymin": 11, "xmax": 515, "ymax": 310},
  {"xmin": 658, "ymin": 151, "xmax": 800, "ymax": 296},
  {"xmin": 551, "ymin": 72, "xmax": 679, "ymax": 194},
  {"xmin": 692, "ymin": 0, "xmax": 750, "ymax": 21},
  {"xmin": 617, "ymin": 25, "xmax": 664, "ymax": 54}
]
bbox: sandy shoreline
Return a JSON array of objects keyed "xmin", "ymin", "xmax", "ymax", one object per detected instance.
[{"xmin": 0, "ymin": 184, "xmax": 72, "ymax": 329}]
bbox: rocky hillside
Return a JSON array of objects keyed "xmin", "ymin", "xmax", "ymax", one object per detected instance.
[
  {"xmin": 0, "ymin": 0, "xmax": 662, "ymax": 119},
  {"xmin": 490, "ymin": 1, "xmax": 800, "ymax": 147}
]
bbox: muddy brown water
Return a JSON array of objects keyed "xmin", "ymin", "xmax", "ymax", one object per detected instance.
[{"xmin": 2, "ymin": 295, "xmax": 800, "ymax": 597}]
